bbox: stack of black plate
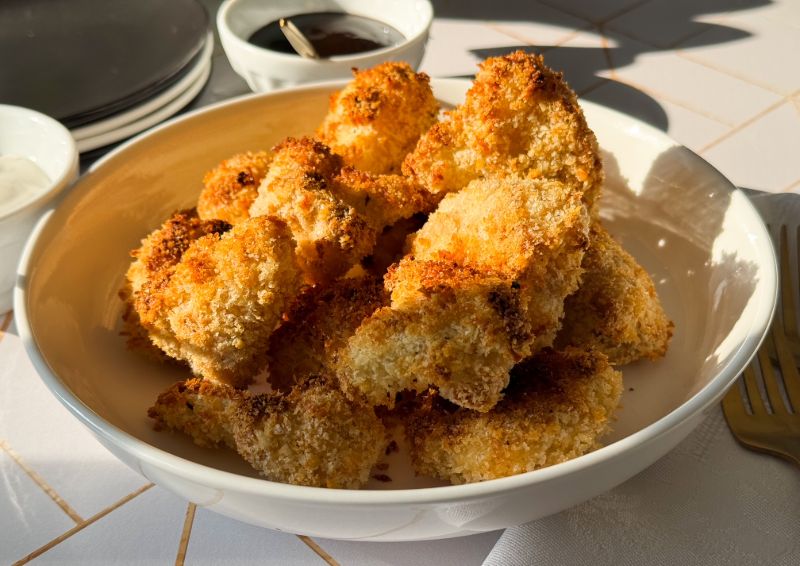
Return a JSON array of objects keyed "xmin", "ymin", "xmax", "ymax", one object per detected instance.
[{"xmin": 0, "ymin": 0, "xmax": 212, "ymax": 153}]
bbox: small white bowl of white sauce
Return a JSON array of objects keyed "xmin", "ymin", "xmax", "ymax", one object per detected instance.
[{"xmin": 0, "ymin": 105, "xmax": 78, "ymax": 313}]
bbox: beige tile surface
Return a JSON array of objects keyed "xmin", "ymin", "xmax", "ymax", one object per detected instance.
[
  {"xmin": 184, "ymin": 508, "xmax": 325, "ymax": 565},
  {"xmin": 316, "ymin": 530, "xmax": 503, "ymax": 566},
  {"xmin": 678, "ymin": 12, "xmax": 800, "ymax": 95},
  {"xmin": 0, "ymin": 450, "xmax": 76, "ymax": 564},
  {"xmin": 27, "ymin": 487, "xmax": 184, "ymax": 564},
  {"xmin": 702, "ymin": 101, "xmax": 800, "ymax": 192},
  {"xmin": 539, "ymin": 0, "xmax": 646, "ymax": 23},
  {"xmin": 604, "ymin": 0, "xmax": 762, "ymax": 48},
  {"xmin": 584, "ymin": 79, "xmax": 731, "ymax": 150},
  {"xmin": 605, "ymin": 32, "xmax": 782, "ymax": 126},
  {"xmin": 0, "ymin": 333, "xmax": 150, "ymax": 520}
]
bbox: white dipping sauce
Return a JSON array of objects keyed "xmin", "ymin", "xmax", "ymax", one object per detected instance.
[{"xmin": 0, "ymin": 155, "xmax": 51, "ymax": 216}]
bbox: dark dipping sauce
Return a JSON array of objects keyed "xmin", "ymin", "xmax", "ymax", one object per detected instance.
[{"xmin": 247, "ymin": 12, "xmax": 405, "ymax": 57}]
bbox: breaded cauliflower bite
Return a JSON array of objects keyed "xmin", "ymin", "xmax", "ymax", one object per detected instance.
[
  {"xmin": 249, "ymin": 137, "xmax": 435, "ymax": 284},
  {"xmin": 267, "ymin": 275, "xmax": 387, "ymax": 392},
  {"xmin": 405, "ymin": 348, "xmax": 623, "ymax": 484},
  {"xmin": 134, "ymin": 216, "xmax": 303, "ymax": 388},
  {"xmin": 337, "ymin": 177, "xmax": 590, "ymax": 412},
  {"xmin": 197, "ymin": 151, "xmax": 272, "ymax": 224},
  {"xmin": 556, "ymin": 222, "xmax": 673, "ymax": 364},
  {"xmin": 317, "ymin": 62, "xmax": 440, "ymax": 175},
  {"xmin": 403, "ymin": 51, "xmax": 603, "ymax": 210},
  {"xmin": 148, "ymin": 377, "xmax": 387, "ymax": 488},
  {"xmin": 122, "ymin": 209, "xmax": 231, "ymax": 361}
]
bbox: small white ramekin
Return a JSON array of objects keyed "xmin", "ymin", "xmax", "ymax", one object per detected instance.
[
  {"xmin": 0, "ymin": 105, "xmax": 78, "ymax": 312},
  {"xmin": 217, "ymin": 0, "xmax": 433, "ymax": 92}
]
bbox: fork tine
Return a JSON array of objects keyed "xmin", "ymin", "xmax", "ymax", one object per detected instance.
[
  {"xmin": 742, "ymin": 363, "xmax": 766, "ymax": 415},
  {"xmin": 758, "ymin": 329, "xmax": 789, "ymax": 414},
  {"xmin": 779, "ymin": 225, "xmax": 799, "ymax": 342},
  {"xmin": 771, "ymin": 319, "xmax": 800, "ymax": 411}
]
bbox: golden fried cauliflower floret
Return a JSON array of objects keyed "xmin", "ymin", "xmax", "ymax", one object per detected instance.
[
  {"xmin": 267, "ymin": 275, "xmax": 387, "ymax": 392},
  {"xmin": 405, "ymin": 348, "xmax": 623, "ymax": 484},
  {"xmin": 556, "ymin": 222, "xmax": 673, "ymax": 364},
  {"xmin": 148, "ymin": 377, "xmax": 387, "ymax": 488},
  {"xmin": 249, "ymin": 138, "xmax": 376, "ymax": 284},
  {"xmin": 317, "ymin": 62, "xmax": 440, "ymax": 175},
  {"xmin": 403, "ymin": 51, "xmax": 602, "ymax": 210},
  {"xmin": 339, "ymin": 259, "xmax": 532, "ymax": 412},
  {"xmin": 135, "ymin": 216, "xmax": 303, "ymax": 387},
  {"xmin": 122, "ymin": 209, "xmax": 231, "ymax": 360},
  {"xmin": 249, "ymin": 137, "xmax": 435, "ymax": 284},
  {"xmin": 197, "ymin": 151, "xmax": 272, "ymax": 224},
  {"xmin": 337, "ymin": 178, "xmax": 590, "ymax": 412}
]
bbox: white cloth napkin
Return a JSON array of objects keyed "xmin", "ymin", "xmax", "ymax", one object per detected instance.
[
  {"xmin": 482, "ymin": 406, "xmax": 800, "ymax": 566},
  {"xmin": 484, "ymin": 193, "xmax": 800, "ymax": 566}
]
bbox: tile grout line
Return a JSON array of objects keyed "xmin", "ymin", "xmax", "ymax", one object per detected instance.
[
  {"xmin": 677, "ymin": 50, "xmax": 791, "ymax": 98},
  {"xmin": 697, "ymin": 96, "xmax": 790, "ymax": 155},
  {"xmin": 599, "ymin": 71, "xmax": 774, "ymax": 128},
  {"xmin": 296, "ymin": 536, "xmax": 341, "ymax": 566},
  {"xmin": 0, "ymin": 439, "xmax": 83, "ymax": 524},
  {"xmin": 174, "ymin": 503, "xmax": 197, "ymax": 566},
  {"xmin": 781, "ymin": 178, "xmax": 800, "ymax": 193},
  {"xmin": 0, "ymin": 311, "xmax": 12, "ymax": 344},
  {"xmin": 485, "ymin": 22, "xmax": 580, "ymax": 53},
  {"xmin": 537, "ymin": 0, "xmax": 654, "ymax": 27},
  {"xmin": 12, "ymin": 483, "xmax": 155, "ymax": 565}
]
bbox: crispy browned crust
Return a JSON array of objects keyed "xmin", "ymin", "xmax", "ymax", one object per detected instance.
[
  {"xmin": 135, "ymin": 216, "xmax": 303, "ymax": 387},
  {"xmin": 148, "ymin": 377, "xmax": 386, "ymax": 488},
  {"xmin": 405, "ymin": 348, "xmax": 623, "ymax": 484},
  {"xmin": 403, "ymin": 51, "xmax": 602, "ymax": 211},
  {"xmin": 249, "ymin": 137, "xmax": 436, "ymax": 284},
  {"xmin": 122, "ymin": 209, "xmax": 231, "ymax": 360},
  {"xmin": 317, "ymin": 62, "xmax": 440, "ymax": 175},
  {"xmin": 197, "ymin": 151, "xmax": 272, "ymax": 224},
  {"xmin": 248, "ymin": 137, "xmax": 374, "ymax": 285},
  {"xmin": 337, "ymin": 178, "xmax": 589, "ymax": 412},
  {"xmin": 267, "ymin": 275, "xmax": 388, "ymax": 391},
  {"xmin": 556, "ymin": 222, "xmax": 674, "ymax": 364},
  {"xmin": 339, "ymin": 258, "xmax": 532, "ymax": 412}
]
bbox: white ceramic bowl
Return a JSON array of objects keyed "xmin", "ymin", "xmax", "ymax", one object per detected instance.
[
  {"xmin": 16, "ymin": 80, "xmax": 776, "ymax": 541},
  {"xmin": 0, "ymin": 105, "xmax": 78, "ymax": 313},
  {"xmin": 217, "ymin": 0, "xmax": 433, "ymax": 92}
]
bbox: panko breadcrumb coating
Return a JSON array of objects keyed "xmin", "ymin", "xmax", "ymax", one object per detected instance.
[
  {"xmin": 249, "ymin": 137, "xmax": 435, "ymax": 284},
  {"xmin": 317, "ymin": 62, "xmax": 440, "ymax": 175},
  {"xmin": 249, "ymin": 138, "xmax": 375, "ymax": 284},
  {"xmin": 339, "ymin": 259, "xmax": 532, "ymax": 412},
  {"xmin": 122, "ymin": 209, "xmax": 231, "ymax": 361},
  {"xmin": 403, "ymin": 51, "xmax": 602, "ymax": 210},
  {"xmin": 337, "ymin": 178, "xmax": 590, "ymax": 412},
  {"xmin": 267, "ymin": 275, "xmax": 387, "ymax": 392},
  {"xmin": 405, "ymin": 348, "xmax": 623, "ymax": 484},
  {"xmin": 135, "ymin": 216, "xmax": 303, "ymax": 387},
  {"xmin": 148, "ymin": 377, "xmax": 386, "ymax": 488},
  {"xmin": 197, "ymin": 151, "xmax": 272, "ymax": 224},
  {"xmin": 556, "ymin": 222, "xmax": 673, "ymax": 364}
]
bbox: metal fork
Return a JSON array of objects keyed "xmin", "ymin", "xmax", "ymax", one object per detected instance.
[{"xmin": 723, "ymin": 218, "xmax": 800, "ymax": 466}]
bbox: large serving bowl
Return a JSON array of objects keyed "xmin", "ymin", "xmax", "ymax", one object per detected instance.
[{"xmin": 15, "ymin": 79, "xmax": 776, "ymax": 541}]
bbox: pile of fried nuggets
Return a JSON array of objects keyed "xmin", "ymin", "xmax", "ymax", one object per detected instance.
[{"xmin": 121, "ymin": 52, "xmax": 673, "ymax": 489}]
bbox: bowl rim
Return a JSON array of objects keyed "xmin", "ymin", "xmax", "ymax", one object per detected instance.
[
  {"xmin": 15, "ymin": 77, "xmax": 778, "ymax": 506},
  {"xmin": 0, "ymin": 104, "xmax": 79, "ymax": 222},
  {"xmin": 217, "ymin": 0, "xmax": 434, "ymax": 63}
]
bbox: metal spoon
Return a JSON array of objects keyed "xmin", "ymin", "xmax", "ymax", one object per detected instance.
[{"xmin": 279, "ymin": 18, "xmax": 320, "ymax": 59}]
